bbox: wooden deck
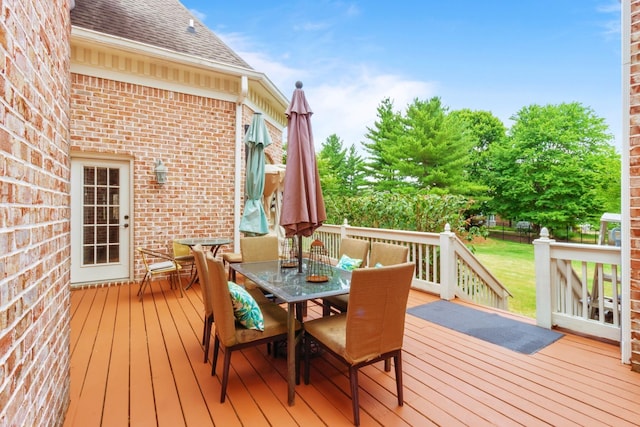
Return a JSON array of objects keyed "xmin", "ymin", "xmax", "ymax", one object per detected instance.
[{"xmin": 63, "ymin": 278, "xmax": 640, "ymax": 426}]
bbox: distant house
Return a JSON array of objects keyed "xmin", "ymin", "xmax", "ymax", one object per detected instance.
[
  {"xmin": 1, "ymin": 1, "xmax": 638, "ymax": 425},
  {"xmin": 69, "ymin": 0, "xmax": 288, "ymax": 285}
]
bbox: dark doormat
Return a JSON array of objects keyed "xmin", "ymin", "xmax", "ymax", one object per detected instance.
[{"xmin": 407, "ymin": 300, "xmax": 563, "ymax": 354}]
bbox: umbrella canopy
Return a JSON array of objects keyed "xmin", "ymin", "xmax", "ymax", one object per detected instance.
[
  {"xmin": 239, "ymin": 112, "xmax": 272, "ymax": 236},
  {"xmin": 280, "ymin": 82, "xmax": 326, "ymax": 269}
]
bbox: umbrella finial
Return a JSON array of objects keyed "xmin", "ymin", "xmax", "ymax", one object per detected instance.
[{"xmin": 295, "ymin": 81, "xmax": 303, "ymax": 89}]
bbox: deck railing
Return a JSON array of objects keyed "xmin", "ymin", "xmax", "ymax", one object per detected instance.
[
  {"xmin": 534, "ymin": 228, "xmax": 622, "ymax": 342},
  {"xmin": 313, "ymin": 221, "xmax": 512, "ymax": 310}
]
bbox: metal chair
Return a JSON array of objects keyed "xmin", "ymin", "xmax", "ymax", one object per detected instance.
[
  {"xmin": 172, "ymin": 240, "xmax": 196, "ymax": 287},
  {"xmin": 137, "ymin": 247, "xmax": 182, "ymax": 300}
]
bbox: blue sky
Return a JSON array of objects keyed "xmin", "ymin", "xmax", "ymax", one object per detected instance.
[{"xmin": 181, "ymin": 1, "xmax": 622, "ymax": 152}]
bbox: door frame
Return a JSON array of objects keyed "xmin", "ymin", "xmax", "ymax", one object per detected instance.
[{"xmin": 70, "ymin": 152, "xmax": 134, "ymax": 286}]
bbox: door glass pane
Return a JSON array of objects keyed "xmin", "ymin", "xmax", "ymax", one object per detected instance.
[{"xmin": 82, "ymin": 166, "xmax": 121, "ymax": 266}]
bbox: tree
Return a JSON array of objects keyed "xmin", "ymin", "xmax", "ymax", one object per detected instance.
[
  {"xmin": 484, "ymin": 102, "xmax": 619, "ymax": 231},
  {"xmin": 317, "ymin": 134, "xmax": 366, "ymax": 197},
  {"xmin": 361, "ymin": 98, "xmax": 406, "ymax": 192},
  {"xmin": 448, "ymin": 109, "xmax": 506, "ymax": 178},
  {"xmin": 362, "ymin": 97, "xmax": 477, "ymax": 195},
  {"xmin": 448, "ymin": 109, "xmax": 507, "ymax": 210},
  {"xmin": 395, "ymin": 98, "xmax": 474, "ymax": 194}
]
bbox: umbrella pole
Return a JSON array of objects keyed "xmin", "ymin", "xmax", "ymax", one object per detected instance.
[{"xmin": 298, "ymin": 236, "xmax": 303, "ymax": 273}]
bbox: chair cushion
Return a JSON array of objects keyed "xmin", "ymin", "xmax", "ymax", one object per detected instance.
[
  {"xmin": 150, "ymin": 260, "xmax": 176, "ymax": 271},
  {"xmin": 304, "ymin": 314, "xmax": 348, "ymax": 358},
  {"xmin": 222, "ymin": 252, "xmax": 242, "ymax": 263},
  {"xmin": 228, "ymin": 282, "xmax": 264, "ymax": 331},
  {"xmin": 336, "ymin": 254, "xmax": 362, "ymax": 271},
  {"xmin": 234, "ymin": 301, "xmax": 300, "ymax": 343}
]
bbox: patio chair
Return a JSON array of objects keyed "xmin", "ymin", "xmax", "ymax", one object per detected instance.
[
  {"xmin": 322, "ymin": 238, "xmax": 370, "ymax": 316},
  {"xmin": 172, "ymin": 240, "xmax": 196, "ymax": 286},
  {"xmin": 303, "ymin": 262, "xmax": 415, "ymax": 426},
  {"xmin": 240, "ymin": 235, "xmax": 279, "ymax": 262},
  {"xmin": 322, "ymin": 241, "xmax": 408, "ymax": 316},
  {"xmin": 137, "ymin": 247, "xmax": 182, "ymax": 300},
  {"xmin": 222, "ymin": 252, "xmax": 242, "ymax": 281},
  {"xmin": 191, "ymin": 244, "xmax": 270, "ymax": 363},
  {"xmin": 369, "ymin": 241, "xmax": 409, "ymax": 267},
  {"xmin": 239, "ymin": 235, "xmax": 279, "ymax": 293},
  {"xmin": 205, "ymin": 252, "xmax": 301, "ymax": 403},
  {"xmin": 191, "ymin": 244, "xmax": 215, "ymax": 362}
]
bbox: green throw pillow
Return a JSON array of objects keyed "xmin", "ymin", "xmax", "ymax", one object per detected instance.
[
  {"xmin": 228, "ymin": 282, "xmax": 264, "ymax": 331},
  {"xmin": 336, "ymin": 254, "xmax": 362, "ymax": 271}
]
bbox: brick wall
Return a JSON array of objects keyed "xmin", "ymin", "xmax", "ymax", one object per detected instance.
[
  {"xmin": 70, "ymin": 75, "xmax": 283, "ymax": 280},
  {"xmin": 630, "ymin": 0, "xmax": 640, "ymax": 372},
  {"xmin": 0, "ymin": 0, "xmax": 72, "ymax": 425}
]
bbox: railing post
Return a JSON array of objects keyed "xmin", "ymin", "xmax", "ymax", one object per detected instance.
[
  {"xmin": 439, "ymin": 224, "xmax": 456, "ymax": 300},
  {"xmin": 534, "ymin": 227, "xmax": 554, "ymax": 329},
  {"xmin": 340, "ymin": 218, "xmax": 348, "ymax": 239}
]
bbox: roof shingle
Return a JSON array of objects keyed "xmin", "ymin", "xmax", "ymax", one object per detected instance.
[{"xmin": 71, "ymin": 0, "xmax": 252, "ymax": 70}]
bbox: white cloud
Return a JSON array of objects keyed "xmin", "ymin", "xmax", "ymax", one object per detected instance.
[
  {"xmin": 306, "ymin": 73, "xmax": 436, "ymax": 150},
  {"xmin": 217, "ymin": 31, "xmax": 436, "ymax": 153}
]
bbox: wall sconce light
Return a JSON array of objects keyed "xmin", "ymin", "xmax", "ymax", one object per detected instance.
[{"xmin": 154, "ymin": 159, "xmax": 168, "ymax": 185}]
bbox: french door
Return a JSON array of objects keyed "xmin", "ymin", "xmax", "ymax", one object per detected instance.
[{"xmin": 70, "ymin": 158, "xmax": 131, "ymax": 285}]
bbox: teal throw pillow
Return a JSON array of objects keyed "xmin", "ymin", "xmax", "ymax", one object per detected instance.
[
  {"xmin": 336, "ymin": 254, "xmax": 362, "ymax": 271},
  {"xmin": 228, "ymin": 282, "xmax": 264, "ymax": 331}
]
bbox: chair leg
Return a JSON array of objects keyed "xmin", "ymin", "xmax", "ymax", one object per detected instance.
[
  {"xmin": 322, "ymin": 299, "xmax": 332, "ymax": 316},
  {"xmin": 203, "ymin": 314, "xmax": 213, "ymax": 363},
  {"xmin": 173, "ymin": 272, "xmax": 183, "ymax": 297},
  {"xmin": 295, "ymin": 335, "xmax": 301, "ymax": 385},
  {"xmin": 384, "ymin": 357, "xmax": 391, "ymax": 372},
  {"xmin": 394, "ymin": 352, "xmax": 404, "ymax": 406},
  {"xmin": 349, "ymin": 365, "xmax": 361, "ymax": 426},
  {"xmin": 212, "ymin": 336, "xmax": 220, "ymax": 376},
  {"xmin": 137, "ymin": 273, "xmax": 151, "ymax": 300},
  {"xmin": 202, "ymin": 315, "xmax": 207, "ymax": 345},
  {"xmin": 220, "ymin": 348, "xmax": 232, "ymax": 403},
  {"xmin": 303, "ymin": 332, "xmax": 311, "ymax": 385}
]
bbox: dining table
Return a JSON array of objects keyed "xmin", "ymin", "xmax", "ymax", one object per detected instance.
[
  {"xmin": 231, "ymin": 259, "xmax": 352, "ymax": 406},
  {"xmin": 175, "ymin": 237, "xmax": 232, "ymax": 288}
]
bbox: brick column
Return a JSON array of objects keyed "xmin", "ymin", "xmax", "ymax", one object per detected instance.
[
  {"xmin": 628, "ymin": 0, "xmax": 640, "ymax": 372},
  {"xmin": 0, "ymin": 0, "xmax": 72, "ymax": 424}
]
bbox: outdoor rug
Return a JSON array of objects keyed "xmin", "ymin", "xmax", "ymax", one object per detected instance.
[{"xmin": 407, "ymin": 300, "xmax": 564, "ymax": 354}]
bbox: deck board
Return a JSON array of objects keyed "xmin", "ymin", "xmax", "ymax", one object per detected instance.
[
  {"xmin": 64, "ymin": 279, "xmax": 640, "ymax": 426},
  {"xmin": 102, "ymin": 285, "xmax": 131, "ymax": 427}
]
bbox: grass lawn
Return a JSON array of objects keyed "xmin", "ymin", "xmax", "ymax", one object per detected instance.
[{"xmin": 472, "ymin": 237, "xmax": 537, "ymax": 318}]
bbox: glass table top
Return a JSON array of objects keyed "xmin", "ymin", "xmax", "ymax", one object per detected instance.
[
  {"xmin": 232, "ymin": 260, "xmax": 352, "ymax": 303},
  {"xmin": 175, "ymin": 237, "xmax": 231, "ymax": 247}
]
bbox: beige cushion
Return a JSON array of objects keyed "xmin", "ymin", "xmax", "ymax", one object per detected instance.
[
  {"xmin": 306, "ymin": 262, "xmax": 415, "ymax": 365},
  {"xmin": 222, "ymin": 252, "xmax": 242, "ymax": 263}
]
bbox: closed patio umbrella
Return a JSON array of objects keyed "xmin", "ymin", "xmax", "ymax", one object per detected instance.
[
  {"xmin": 239, "ymin": 112, "xmax": 272, "ymax": 236},
  {"xmin": 280, "ymin": 81, "xmax": 326, "ymax": 271}
]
